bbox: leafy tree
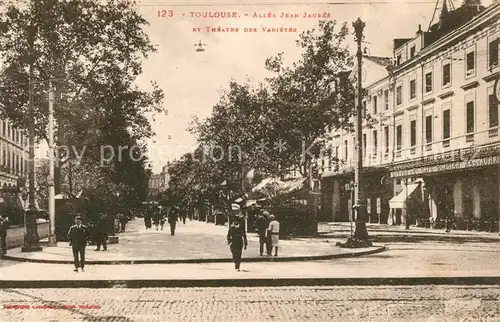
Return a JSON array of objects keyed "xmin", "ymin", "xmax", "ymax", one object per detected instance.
[
  {"xmin": 262, "ymin": 20, "xmax": 355, "ymax": 182},
  {"xmin": 0, "ymin": 0, "xmax": 164, "ymax": 205}
]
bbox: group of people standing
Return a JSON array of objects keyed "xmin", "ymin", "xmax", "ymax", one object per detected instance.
[
  {"xmin": 143, "ymin": 205, "xmax": 185, "ymax": 236},
  {"xmin": 226, "ymin": 204, "xmax": 280, "ymax": 272}
]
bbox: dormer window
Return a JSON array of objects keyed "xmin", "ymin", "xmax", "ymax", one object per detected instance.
[
  {"xmin": 396, "ymin": 54, "xmax": 402, "ymax": 66},
  {"xmin": 410, "ymin": 46, "xmax": 416, "ymax": 58}
]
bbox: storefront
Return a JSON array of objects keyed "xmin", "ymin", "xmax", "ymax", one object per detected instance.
[
  {"xmin": 321, "ymin": 167, "xmax": 392, "ymax": 223},
  {"xmin": 390, "ymin": 144, "xmax": 500, "ymax": 231}
]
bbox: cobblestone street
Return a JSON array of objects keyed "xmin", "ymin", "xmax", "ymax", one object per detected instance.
[{"xmin": 1, "ymin": 286, "xmax": 499, "ymax": 321}]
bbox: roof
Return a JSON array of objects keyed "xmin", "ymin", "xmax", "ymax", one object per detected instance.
[{"xmin": 364, "ymin": 55, "xmax": 393, "ymax": 67}]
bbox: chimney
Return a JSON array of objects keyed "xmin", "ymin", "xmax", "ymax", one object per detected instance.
[{"xmin": 416, "ymin": 24, "xmax": 422, "ymax": 35}]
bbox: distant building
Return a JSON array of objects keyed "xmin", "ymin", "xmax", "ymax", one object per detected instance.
[
  {"xmin": 160, "ymin": 164, "xmax": 170, "ymax": 191},
  {"xmin": 0, "ymin": 117, "xmax": 30, "ymax": 188},
  {"xmin": 148, "ymin": 174, "xmax": 162, "ymax": 196},
  {"xmin": 148, "ymin": 164, "xmax": 170, "ymax": 196}
]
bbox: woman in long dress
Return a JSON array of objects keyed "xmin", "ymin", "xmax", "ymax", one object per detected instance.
[{"xmin": 267, "ymin": 214, "xmax": 280, "ymax": 257}]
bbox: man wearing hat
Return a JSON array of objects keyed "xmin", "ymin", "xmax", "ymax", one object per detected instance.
[
  {"xmin": 227, "ymin": 216, "xmax": 248, "ymax": 271},
  {"xmin": 230, "ymin": 203, "xmax": 243, "ymax": 227},
  {"xmin": 0, "ymin": 215, "xmax": 9, "ymax": 255},
  {"xmin": 67, "ymin": 215, "xmax": 90, "ymax": 272}
]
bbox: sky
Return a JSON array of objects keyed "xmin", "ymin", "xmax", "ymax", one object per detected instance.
[{"xmin": 128, "ymin": 0, "xmax": 494, "ymax": 173}]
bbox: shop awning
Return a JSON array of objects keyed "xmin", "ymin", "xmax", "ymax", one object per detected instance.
[
  {"xmin": 277, "ymin": 177, "xmax": 306, "ymax": 194},
  {"xmin": 389, "ymin": 183, "xmax": 420, "ymax": 209},
  {"xmin": 251, "ymin": 177, "xmax": 276, "ymax": 192}
]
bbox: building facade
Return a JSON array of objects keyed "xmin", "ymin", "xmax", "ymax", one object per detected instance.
[
  {"xmin": 148, "ymin": 164, "xmax": 170, "ymax": 197},
  {"xmin": 0, "ymin": 118, "xmax": 29, "ymax": 188},
  {"xmin": 319, "ymin": 1, "xmax": 500, "ymax": 230}
]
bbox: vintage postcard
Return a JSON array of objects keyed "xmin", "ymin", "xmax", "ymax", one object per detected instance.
[{"xmin": 0, "ymin": 0, "xmax": 499, "ymax": 321}]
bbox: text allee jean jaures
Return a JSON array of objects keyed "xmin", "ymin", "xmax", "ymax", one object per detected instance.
[{"xmin": 188, "ymin": 11, "xmax": 331, "ymax": 19}]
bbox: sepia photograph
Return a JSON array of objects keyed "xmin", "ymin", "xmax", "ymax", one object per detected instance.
[{"xmin": 0, "ymin": 0, "xmax": 499, "ymax": 321}]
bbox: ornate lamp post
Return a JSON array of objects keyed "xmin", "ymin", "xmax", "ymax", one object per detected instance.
[
  {"xmin": 340, "ymin": 18, "xmax": 372, "ymax": 248},
  {"xmin": 21, "ymin": 22, "xmax": 42, "ymax": 253}
]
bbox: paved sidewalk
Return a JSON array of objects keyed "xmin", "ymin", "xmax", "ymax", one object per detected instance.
[
  {"xmin": 1, "ymin": 236, "xmax": 499, "ymax": 287},
  {"xmin": 319, "ymin": 222, "xmax": 500, "ymax": 240},
  {"xmin": 3, "ymin": 219, "xmax": 383, "ymax": 264}
]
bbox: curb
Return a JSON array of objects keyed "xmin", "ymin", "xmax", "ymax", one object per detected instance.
[
  {"xmin": 1, "ymin": 246, "xmax": 386, "ymax": 265},
  {"xmin": 317, "ymin": 233, "xmax": 500, "ymax": 241},
  {"xmin": 1, "ymin": 276, "xmax": 499, "ymax": 289}
]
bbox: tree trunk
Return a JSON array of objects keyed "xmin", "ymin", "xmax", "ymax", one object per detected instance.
[{"xmin": 54, "ymin": 165, "xmax": 62, "ymax": 195}]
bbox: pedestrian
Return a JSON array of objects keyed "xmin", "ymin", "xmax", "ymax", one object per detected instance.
[
  {"xmin": 0, "ymin": 216, "xmax": 9, "ymax": 255},
  {"xmin": 160, "ymin": 208, "xmax": 166, "ymax": 231},
  {"xmin": 118, "ymin": 212, "xmax": 128, "ymax": 232},
  {"xmin": 94, "ymin": 213, "xmax": 108, "ymax": 251},
  {"xmin": 153, "ymin": 207, "xmax": 161, "ymax": 231},
  {"xmin": 67, "ymin": 215, "xmax": 90, "ymax": 272},
  {"xmin": 227, "ymin": 219, "xmax": 247, "ymax": 271},
  {"xmin": 168, "ymin": 206, "xmax": 178, "ymax": 236},
  {"xmin": 182, "ymin": 213, "xmax": 187, "ymax": 225},
  {"xmin": 257, "ymin": 211, "xmax": 270, "ymax": 256},
  {"xmin": 144, "ymin": 208, "xmax": 152, "ymax": 230},
  {"xmin": 267, "ymin": 214, "xmax": 280, "ymax": 257}
]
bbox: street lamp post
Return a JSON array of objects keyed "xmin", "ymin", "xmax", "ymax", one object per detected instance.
[
  {"xmin": 47, "ymin": 81, "xmax": 57, "ymax": 246},
  {"xmin": 21, "ymin": 26, "xmax": 42, "ymax": 252},
  {"xmin": 341, "ymin": 18, "xmax": 372, "ymax": 248}
]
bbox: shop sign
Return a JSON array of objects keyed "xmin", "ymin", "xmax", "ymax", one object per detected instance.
[
  {"xmin": 391, "ymin": 144, "xmax": 500, "ymax": 172},
  {"xmin": 390, "ymin": 155, "xmax": 500, "ymax": 178}
]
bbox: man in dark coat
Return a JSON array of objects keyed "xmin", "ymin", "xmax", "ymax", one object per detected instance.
[
  {"xmin": 227, "ymin": 219, "xmax": 247, "ymax": 271},
  {"xmin": 93, "ymin": 213, "xmax": 108, "ymax": 251},
  {"xmin": 257, "ymin": 211, "xmax": 270, "ymax": 256},
  {"xmin": 67, "ymin": 215, "xmax": 90, "ymax": 272},
  {"xmin": 0, "ymin": 215, "xmax": 8, "ymax": 255},
  {"xmin": 168, "ymin": 207, "xmax": 178, "ymax": 236}
]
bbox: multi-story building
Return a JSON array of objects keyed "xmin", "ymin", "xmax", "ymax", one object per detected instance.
[
  {"xmin": 320, "ymin": 1, "xmax": 500, "ymax": 230},
  {"xmin": 160, "ymin": 164, "xmax": 170, "ymax": 190},
  {"xmin": 320, "ymin": 55, "xmax": 393, "ymax": 223},
  {"xmin": 148, "ymin": 173, "xmax": 162, "ymax": 196},
  {"xmin": 0, "ymin": 118, "xmax": 30, "ymax": 188},
  {"xmin": 148, "ymin": 164, "xmax": 170, "ymax": 196}
]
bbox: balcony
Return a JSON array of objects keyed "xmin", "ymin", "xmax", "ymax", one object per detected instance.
[{"xmin": 489, "ymin": 128, "xmax": 498, "ymax": 138}]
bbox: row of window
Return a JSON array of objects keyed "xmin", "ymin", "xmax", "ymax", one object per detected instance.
[
  {"xmin": 395, "ymin": 37, "xmax": 498, "ymax": 70},
  {"xmin": 366, "ymin": 39, "xmax": 499, "ymax": 116},
  {"xmin": 0, "ymin": 119, "xmax": 28, "ymax": 147},
  {"xmin": 326, "ymin": 92, "xmax": 498, "ymax": 163},
  {"xmin": 1, "ymin": 148, "xmax": 28, "ymax": 175}
]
